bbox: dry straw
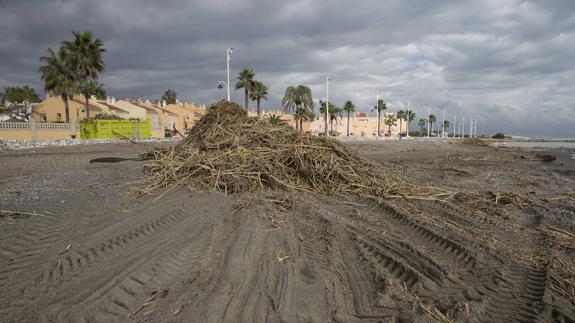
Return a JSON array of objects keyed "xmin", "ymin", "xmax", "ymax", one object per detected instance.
[{"xmin": 142, "ymin": 100, "xmax": 447, "ymax": 199}]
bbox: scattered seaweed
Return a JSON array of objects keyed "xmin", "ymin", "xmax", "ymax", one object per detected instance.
[
  {"xmin": 459, "ymin": 137, "xmax": 491, "ymax": 146},
  {"xmin": 453, "ymin": 190, "xmax": 533, "ymax": 208}
]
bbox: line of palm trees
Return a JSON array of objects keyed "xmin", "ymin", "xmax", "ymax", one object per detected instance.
[
  {"xmin": 417, "ymin": 114, "xmax": 451, "ymax": 136},
  {"xmin": 39, "ymin": 31, "xmax": 106, "ymax": 122}
]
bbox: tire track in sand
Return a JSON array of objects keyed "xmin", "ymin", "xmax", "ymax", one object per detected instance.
[
  {"xmin": 73, "ymin": 204, "xmax": 237, "ymax": 323},
  {"xmin": 0, "ymin": 190, "xmax": 193, "ymax": 322},
  {"xmin": 477, "ymin": 212, "xmax": 548, "ymax": 323}
]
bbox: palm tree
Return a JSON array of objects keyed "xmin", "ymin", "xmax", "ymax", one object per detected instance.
[
  {"xmin": 63, "ymin": 31, "xmax": 106, "ymax": 120},
  {"xmin": 328, "ymin": 105, "xmax": 342, "ymax": 133},
  {"xmin": 342, "ymin": 100, "xmax": 356, "ymax": 136},
  {"xmin": 282, "ymin": 85, "xmax": 314, "ymax": 114},
  {"xmin": 330, "ymin": 107, "xmax": 342, "ymax": 133},
  {"xmin": 384, "ymin": 114, "xmax": 397, "ymax": 134},
  {"xmin": 319, "ymin": 100, "xmax": 339, "ymax": 134},
  {"xmin": 161, "ymin": 89, "xmax": 177, "ymax": 105},
  {"xmin": 373, "ymin": 99, "xmax": 387, "ymax": 136},
  {"xmin": 293, "ymin": 107, "xmax": 315, "ymax": 132},
  {"xmin": 39, "ymin": 46, "xmax": 77, "ymax": 122},
  {"xmin": 428, "ymin": 114, "xmax": 437, "ymax": 136},
  {"xmin": 235, "ymin": 68, "xmax": 255, "ymax": 110},
  {"xmin": 396, "ymin": 110, "xmax": 406, "ymax": 135},
  {"xmin": 249, "ymin": 81, "xmax": 268, "ymax": 115},
  {"xmin": 443, "ymin": 120, "xmax": 450, "ymax": 133},
  {"xmin": 406, "ymin": 110, "xmax": 416, "ymax": 135},
  {"xmin": 418, "ymin": 118, "xmax": 427, "ymax": 134},
  {"xmin": 83, "ymin": 80, "xmax": 106, "ymax": 100},
  {"xmin": 267, "ymin": 114, "xmax": 287, "ymax": 126}
]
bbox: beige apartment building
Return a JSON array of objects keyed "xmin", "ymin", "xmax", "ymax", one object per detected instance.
[
  {"xmin": 309, "ymin": 112, "xmax": 406, "ymax": 136},
  {"xmin": 33, "ymin": 95, "xmax": 107, "ymax": 123}
]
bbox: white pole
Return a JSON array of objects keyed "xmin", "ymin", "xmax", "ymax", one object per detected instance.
[
  {"xmin": 326, "ymin": 76, "xmax": 330, "ymax": 135},
  {"xmin": 226, "ymin": 48, "xmax": 232, "ymax": 102},
  {"xmin": 475, "ymin": 121, "xmax": 478, "ymax": 137},
  {"xmin": 470, "ymin": 120, "xmax": 473, "ymax": 138},
  {"xmin": 406, "ymin": 100, "xmax": 410, "ymax": 137},
  {"xmin": 462, "ymin": 117, "xmax": 465, "ymax": 138},
  {"xmin": 442, "ymin": 109, "xmax": 445, "ymax": 138},
  {"xmin": 376, "ymin": 91, "xmax": 380, "ymax": 137},
  {"xmin": 453, "ymin": 115, "xmax": 456, "ymax": 138},
  {"xmin": 427, "ymin": 106, "xmax": 430, "ymax": 137}
]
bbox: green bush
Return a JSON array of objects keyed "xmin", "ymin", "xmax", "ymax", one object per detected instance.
[{"xmin": 492, "ymin": 133, "xmax": 505, "ymax": 139}]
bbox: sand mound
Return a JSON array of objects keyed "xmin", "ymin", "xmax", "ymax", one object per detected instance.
[{"xmin": 144, "ymin": 100, "xmax": 441, "ymax": 198}]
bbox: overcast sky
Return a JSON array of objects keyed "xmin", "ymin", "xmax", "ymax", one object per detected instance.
[{"xmin": 1, "ymin": 0, "xmax": 574, "ymax": 137}]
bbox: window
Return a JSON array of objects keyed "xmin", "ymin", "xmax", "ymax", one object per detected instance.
[
  {"xmin": 56, "ymin": 113, "xmax": 62, "ymax": 121},
  {"xmin": 40, "ymin": 114, "xmax": 47, "ymax": 122}
]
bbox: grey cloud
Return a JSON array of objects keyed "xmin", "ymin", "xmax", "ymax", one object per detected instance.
[{"xmin": 0, "ymin": 0, "xmax": 574, "ymax": 137}]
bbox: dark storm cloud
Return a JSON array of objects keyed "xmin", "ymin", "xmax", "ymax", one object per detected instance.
[{"xmin": 1, "ymin": 0, "xmax": 574, "ymax": 137}]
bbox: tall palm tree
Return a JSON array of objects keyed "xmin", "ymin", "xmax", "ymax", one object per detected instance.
[
  {"xmin": 320, "ymin": 102, "xmax": 342, "ymax": 133},
  {"xmin": 319, "ymin": 100, "xmax": 338, "ymax": 134},
  {"xmin": 428, "ymin": 114, "xmax": 437, "ymax": 136},
  {"xmin": 342, "ymin": 100, "xmax": 356, "ymax": 136},
  {"xmin": 384, "ymin": 114, "xmax": 397, "ymax": 134},
  {"xmin": 406, "ymin": 110, "xmax": 416, "ymax": 135},
  {"xmin": 83, "ymin": 80, "xmax": 106, "ymax": 100},
  {"xmin": 418, "ymin": 118, "xmax": 427, "ymax": 134},
  {"xmin": 235, "ymin": 68, "xmax": 255, "ymax": 110},
  {"xmin": 63, "ymin": 31, "xmax": 106, "ymax": 120},
  {"xmin": 443, "ymin": 120, "xmax": 450, "ymax": 133},
  {"xmin": 39, "ymin": 46, "xmax": 77, "ymax": 122},
  {"xmin": 293, "ymin": 107, "xmax": 315, "ymax": 132},
  {"xmin": 249, "ymin": 81, "xmax": 268, "ymax": 115},
  {"xmin": 161, "ymin": 89, "xmax": 177, "ymax": 105},
  {"xmin": 396, "ymin": 110, "xmax": 406, "ymax": 135},
  {"xmin": 373, "ymin": 99, "xmax": 387, "ymax": 136},
  {"xmin": 282, "ymin": 85, "xmax": 314, "ymax": 114},
  {"xmin": 329, "ymin": 106, "xmax": 342, "ymax": 133}
]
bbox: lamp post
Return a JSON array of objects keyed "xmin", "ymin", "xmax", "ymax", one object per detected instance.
[
  {"xmin": 406, "ymin": 100, "xmax": 410, "ymax": 137},
  {"xmin": 441, "ymin": 109, "xmax": 445, "ymax": 138},
  {"xmin": 427, "ymin": 106, "xmax": 431, "ymax": 137},
  {"xmin": 226, "ymin": 48, "xmax": 233, "ymax": 101},
  {"xmin": 376, "ymin": 91, "xmax": 380, "ymax": 137},
  {"xmin": 453, "ymin": 115, "xmax": 456, "ymax": 138},
  {"xmin": 475, "ymin": 121, "xmax": 478, "ymax": 137},
  {"xmin": 325, "ymin": 76, "xmax": 330, "ymax": 135}
]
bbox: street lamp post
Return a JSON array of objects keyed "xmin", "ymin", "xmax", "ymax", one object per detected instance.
[
  {"xmin": 226, "ymin": 48, "xmax": 233, "ymax": 101},
  {"xmin": 453, "ymin": 115, "xmax": 456, "ymax": 138},
  {"xmin": 475, "ymin": 121, "xmax": 478, "ymax": 137},
  {"xmin": 406, "ymin": 100, "xmax": 410, "ymax": 137},
  {"xmin": 442, "ymin": 109, "xmax": 445, "ymax": 138},
  {"xmin": 325, "ymin": 76, "xmax": 330, "ymax": 135},
  {"xmin": 427, "ymin": 106, "xmax": 431, "ymax": 137},
  {"xmin": 376, "ymin": 91, "xmax": 380, "ymax": 137}
]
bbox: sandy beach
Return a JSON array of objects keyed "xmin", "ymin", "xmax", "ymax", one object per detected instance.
[{"xmin": 1, "ymin": 139, "xmax": 574, "ymax": 322}]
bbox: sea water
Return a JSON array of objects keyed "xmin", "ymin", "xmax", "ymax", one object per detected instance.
[{"xmin": 495, "ymin": 141, "xmax": 575, "ymax": 150}]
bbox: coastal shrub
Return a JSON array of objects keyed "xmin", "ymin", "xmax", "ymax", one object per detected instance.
[{"xmin": 492, "ymin": 133, "xmax": 505, "ymax": 139}]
